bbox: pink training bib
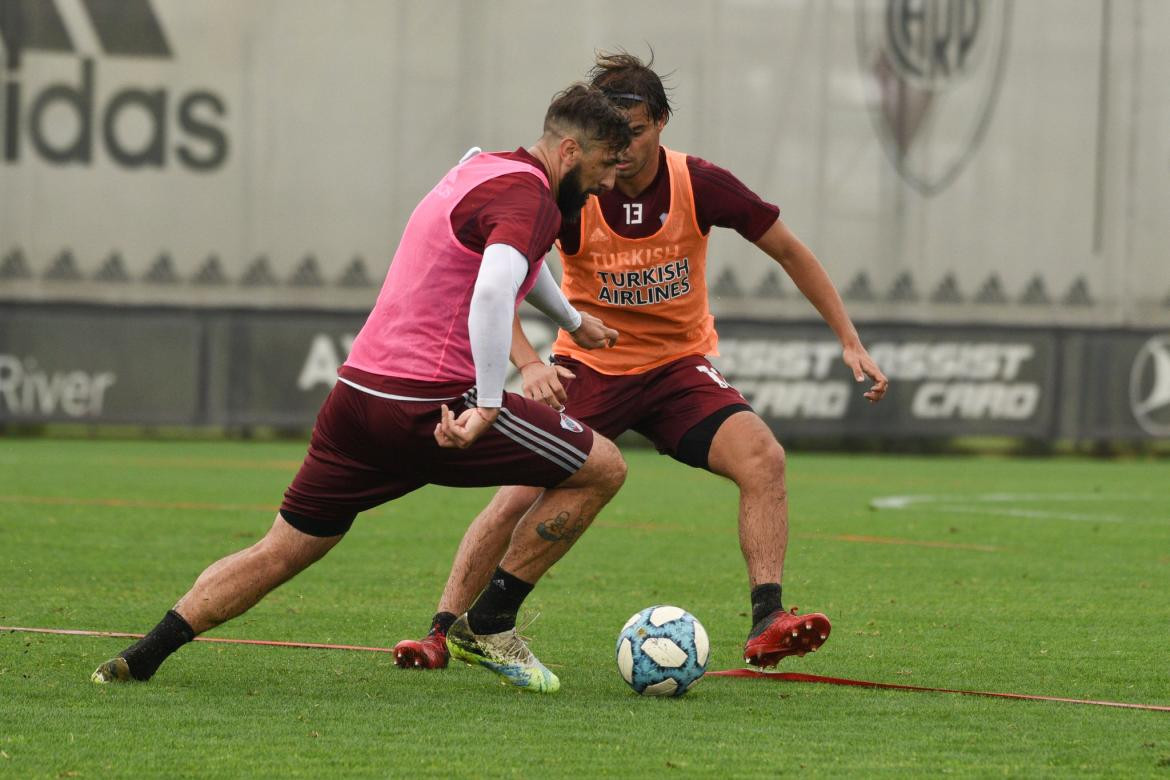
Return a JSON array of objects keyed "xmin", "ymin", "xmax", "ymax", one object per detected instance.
[{"xmin": 346, "ymin": 153, "xmax": 550, "ymax": 382}]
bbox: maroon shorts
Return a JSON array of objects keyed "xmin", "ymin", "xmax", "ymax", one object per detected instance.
[
  {"xmin": 553, "ymin": 353, "xmax": 752, "ymax": 460},
  {"xmin": 280, "ymin": 367, "xmax": 595, "ymax": 535}
]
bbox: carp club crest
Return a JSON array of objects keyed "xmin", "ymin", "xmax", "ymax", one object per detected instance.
[{"xmin": 856, "ymin": 0, "xmax": 1012, "ymax": 195}]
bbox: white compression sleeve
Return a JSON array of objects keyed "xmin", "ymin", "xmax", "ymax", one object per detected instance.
[
  {"xmin": 468, "ymin": 243, "xmax": 529, "ymax": 407},
  {"xmin": 525, "ymin": 262, "xmax": 582, "ymax": 332}
]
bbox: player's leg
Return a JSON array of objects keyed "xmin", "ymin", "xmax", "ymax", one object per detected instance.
[
  {"xmin": 396, "ymin": 357, "xmax": 632, "ymax": 671},
  {"xmin": 437, "ymin": 486, "xmax": 545, "ymax": 616},
  {"xmin": 437, "ymin": 392, "xmax": 627, "ymax": 692},
  {"xmin": 92, "ymin": 513, "xmax": 344, "ymax": 683},
  {"xmin": 703, "ymin": 411, "xmax": 830, "ymax": 667},
  {"xmin": 639, "ymin": 356, "xmax": 828, "ymax": 668},
  {"xmin": 393, "ymin": 484, "xmax": 542, "ymax": 669},
  {"xmin": 494, "ymin": 432, "xmax": 625, "ymax": 583},
  {"xmin": 93, "ymin": 380, "xmax": 403, "ymax": 684},
  {"xmin": 704, "ymin": 410, "xmax": 788, "ymax": 589},
  {"xmin": 445, "ymin": 433, "xmax": 625, "ymax": 692},
  {"xmin": 172, "ymin": 513, "xmax": 343, "ymax": 633}
]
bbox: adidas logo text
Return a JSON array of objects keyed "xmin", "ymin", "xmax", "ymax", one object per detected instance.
[{"xmin": 0, "ymin": 0, "xmax": 229, "ymax": 170}]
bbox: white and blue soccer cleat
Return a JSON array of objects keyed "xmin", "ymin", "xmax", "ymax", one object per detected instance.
[{"xmin": 445, "ymin": 614, "xmax": 559, "ymax": 693}]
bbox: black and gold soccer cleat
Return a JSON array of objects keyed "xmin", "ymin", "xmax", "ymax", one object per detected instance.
[{"xmin": 90, "ymin": 656, "xmax": 133, "ymax": 684}]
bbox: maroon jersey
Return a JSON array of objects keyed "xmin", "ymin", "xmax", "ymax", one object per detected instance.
[
  {"xmin": 452, "ymin": 148, "xmax": 561, "ymax": 263},
  {"xmin": 558, "ymin": 148, "xmax": 779, "ymax": 253}
]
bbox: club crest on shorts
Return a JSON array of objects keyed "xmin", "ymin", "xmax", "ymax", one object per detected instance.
[{"xmin": 559, "ymin": 413, "xmax": 584, "ymax": 433}]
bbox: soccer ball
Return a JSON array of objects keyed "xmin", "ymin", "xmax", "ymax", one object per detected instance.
[{"xmin": 615, "ymin": 605, "xmax": 709, "ymax": 696}]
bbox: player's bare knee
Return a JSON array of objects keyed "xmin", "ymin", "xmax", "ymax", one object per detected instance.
[
  {"xmin": 586, "ymin": 435, "xmax": 628, "ymax": 493},
  {"xmin": 495, "ymin": 485, "xmax": 543, "ymax": 519},
  {"xmin": 733, "ymin": 436, "xmax": 786, "ymax": 490},
  {"xmin": 605, "ymin": 454, "xmax": 628, "ymax": 495},
  {"xmin": 244, "ymin": 539, "xmax": 298, "ymax": 582},
  {"xmin": 257, "ymin": 516, "xmax": 339, "ymax": 576},
  {"xmin": 763, "ymin": 439, "xmax": 786, "ymax": 476}
]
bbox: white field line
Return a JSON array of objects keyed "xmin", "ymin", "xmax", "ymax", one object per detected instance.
[
  {"xmin": 867, "ymin": 493, "xmax": 1161, "ymax": 524},
  {"xmin": 932, "ymin": 505, "xmax": 1125, "ymax": 523},
  {"xmin": 870, "ymin": 493, "xmax": 1146, "ymax": 510}
]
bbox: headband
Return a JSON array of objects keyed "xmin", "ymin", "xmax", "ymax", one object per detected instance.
[{"xmin": 603, "ymin": 91, "xmax": 646, "ymax": 103}]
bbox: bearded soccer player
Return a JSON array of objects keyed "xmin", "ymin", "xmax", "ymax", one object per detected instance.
[
  {"xmin": 91, "ymin": 84, "xmax": 633, "ymax": 694},
  {"xmin": 393, "ymin": 52, "xmax": 888, "ymax": 672}
]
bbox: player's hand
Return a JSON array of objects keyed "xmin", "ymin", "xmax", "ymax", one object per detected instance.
[
  {"xmin": 843, "ymin": 345, "xmax": 888, "ymax": 403},
  {"xmin": 434, "ymin": 404, "xmax": 499, "ymax": 448},
  {"xmin": 569, "ymin": 312, "xmax": 618, "ymax": 350},
  {"xmin": 520, "ymin": 361, "xmax": 574, "ymax": 409}
]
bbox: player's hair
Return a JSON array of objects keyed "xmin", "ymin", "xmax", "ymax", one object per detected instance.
[
  {"xmin": 589, "ymin": 48, "xmax": 673, "ymax": 122},
  {"xmin": 543, "ymin": 83, "xmax": 633, "ymax": 152}
]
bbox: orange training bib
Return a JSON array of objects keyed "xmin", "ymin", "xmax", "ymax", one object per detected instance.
[{"xmin": 553, "ymin": 148, "xmax": 715, "ymax": 375}]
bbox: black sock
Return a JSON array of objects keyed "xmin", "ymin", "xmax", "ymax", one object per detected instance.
[
  {"xmin": 430, "ymin": 611, "xmax": 457, "ymax": 636},
  {"xmin": 750, "ymin": 583, "xmax": 784, "ymax": 628},
  {"xmin": 466, "ymin": 567, "xmax": 534, "ymax": 635},
  {"xmin": 120, "ymin": 610, "xmax": 196, "ymax": 681}
]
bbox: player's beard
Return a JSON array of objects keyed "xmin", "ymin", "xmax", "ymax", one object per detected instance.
[{"xmin": 556, "ymin": 164, "xmax": 590, "ymax": 219}]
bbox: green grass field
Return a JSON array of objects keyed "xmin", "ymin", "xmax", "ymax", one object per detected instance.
[{"xmin": 1, "ymin": 439, "xmax": 1167, "ymax": 777}]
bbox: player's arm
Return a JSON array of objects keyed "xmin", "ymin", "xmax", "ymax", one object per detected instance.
[
  {"xmin": 510, "ymin": 263, "xmax": 617, "ymax": 407},
  {"xmin": 510, "ymin": 314, "xmax": 544, "ymax": 368},
  {"xmin": 510, "ymin": 314, "xmax": 575, "ymax": 409},
  {"xmin": 435, "ymin": 243, "xmax": 523, "ymax": 448},
  {"xmin": 471, "ymin": 172, "xmax": 615, "ymax": 358},
  {"xmin": 526, "ymin": 262, "xmax": 617, "ymax": 349},
  {"xmin": 754, "ymin": 220, "xmax": 888, "ymax": 403}
]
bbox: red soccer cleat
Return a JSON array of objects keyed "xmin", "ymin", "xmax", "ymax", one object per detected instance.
[
  {"xmin": 393, "ymin": 630, "xmax": 450, "ymax": 669},
  {"xmin": 743, "ymin": 607, "xmax": 831, "ymax": 668}
]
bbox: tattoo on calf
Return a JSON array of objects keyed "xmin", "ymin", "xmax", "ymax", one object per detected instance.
[{"xmin": 536, "ymin": 511, "xmax": 583, "ymax": 543}]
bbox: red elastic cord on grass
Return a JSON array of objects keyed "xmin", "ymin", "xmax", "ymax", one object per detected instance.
[
  {"xmin": 7, "ymin": 625, "xmax": 1167, "ymax": 713},
  {"xmin": 706, "ymin": 669, "xmax": 1170, "ymax": 712}
]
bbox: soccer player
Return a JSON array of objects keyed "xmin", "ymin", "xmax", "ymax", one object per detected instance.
[
  {"xmin": 91, "ymin": 84, "xmax": 634, "ymax": 694},
  {"xmin": 393, "ymin": 52, "xmax": 888, "ymax": 671}
]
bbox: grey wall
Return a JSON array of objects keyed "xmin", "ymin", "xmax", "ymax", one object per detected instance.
[{"xmin": 1, "ymin": 0, "xmax": 1168, "ymax": 327}]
